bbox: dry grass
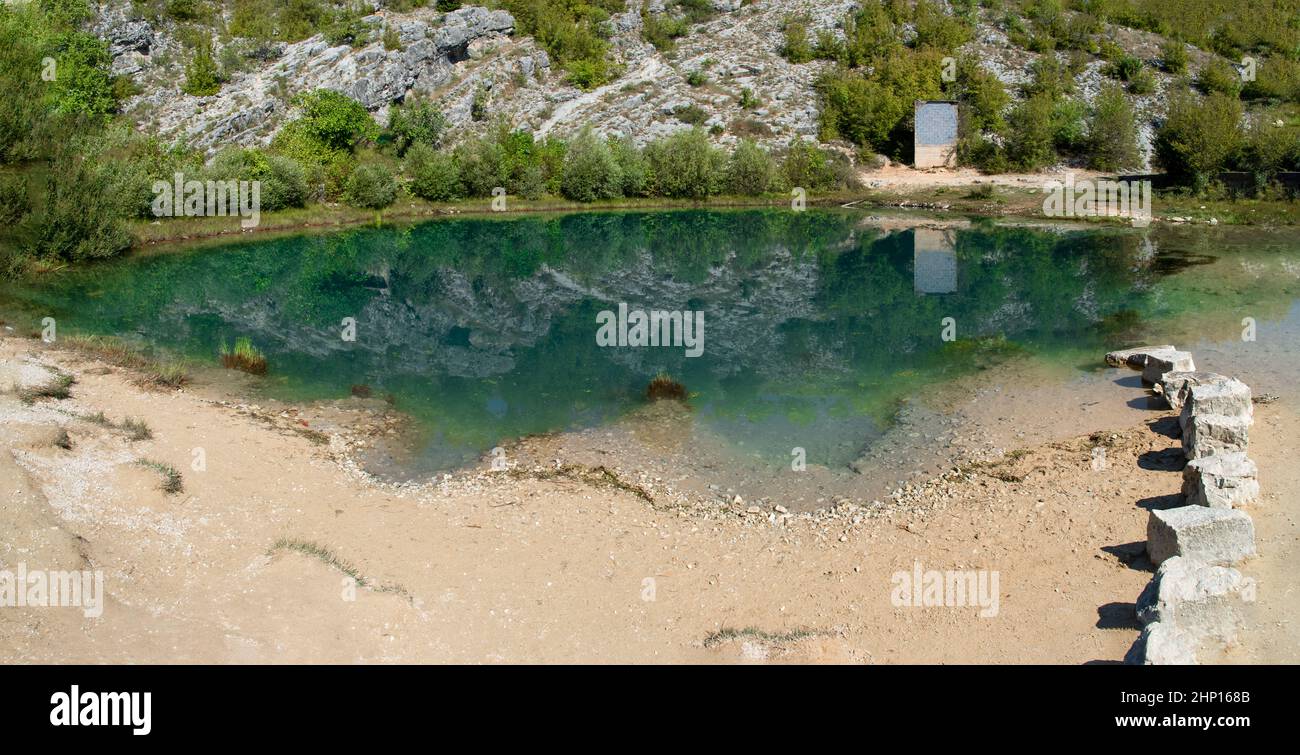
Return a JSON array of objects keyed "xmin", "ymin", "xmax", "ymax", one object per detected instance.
[
  {"xmin": 59, "ymin": 334, "xmax": 189, "ymax": 389},
  {"xmin": 16, "ymin": 373, "xmax": 74, "ymax": 404},
  {"xmin": 137, "ymin": 459, "xmax": 183, "ymax": 494}
]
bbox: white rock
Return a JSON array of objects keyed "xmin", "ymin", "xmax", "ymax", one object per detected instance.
[
  {"xmin": 1147, "ymin": 506, "xmax": 1256, "ymax": 566},
  {"xmin": 1182, "ymin": 452, "xmax": 1259, "ymax": 508},
  {"xmin": 1182, "ymin": 412, "xmax": 1251, "ymax": 459},
  {"xmin": 1135, "ymin": 556, "xmax": 1253, "ymax": 642}
]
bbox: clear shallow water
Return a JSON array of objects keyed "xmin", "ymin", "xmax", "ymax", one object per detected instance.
[{"xmin": 3, "ymin": 209, "xmax": 1299, "ymax": 476}]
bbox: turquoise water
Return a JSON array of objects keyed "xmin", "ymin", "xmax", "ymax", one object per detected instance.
[{"xmin": 3, "ymin": 209, "xmax": 1298, "ymax": 474}]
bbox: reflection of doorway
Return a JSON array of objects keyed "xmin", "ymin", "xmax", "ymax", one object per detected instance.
[{"xmin": 913, "ymin": 228, "xmax": 957, "ymax": 294}]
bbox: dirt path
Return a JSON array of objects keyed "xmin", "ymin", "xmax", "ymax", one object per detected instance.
[{"xmin": 0, "ymin": 335, "xmax": 1291, "ymax": 663}]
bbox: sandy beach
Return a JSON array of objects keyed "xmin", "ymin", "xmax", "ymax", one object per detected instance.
[{"xmin": 2, "ymin": 333, "xmax": 1293, "ymax": 664}]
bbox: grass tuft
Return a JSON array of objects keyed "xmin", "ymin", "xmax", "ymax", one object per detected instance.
[
  {"xmin": 137, "ymin": 459, "xmax": 183, "ymax": 494},
  {"xmin": 269, "ymin": 538, "xmax": 407, "ymax": 595},
  {"xmin": 645, "ymin": 372, "xmax": 687, "ymax": 402},
  {"xmin": 60, "ymin": 334, "xmax": 190, "ymax": 389},
  {"xmin": 76, "ymin": 411, "xmax": 152, "ymax": 441},
  {"xmin": 17, "ymin": 373, "xmax": 74, "ymax": 404},
  {"xmin": 219, "ymin": 336, "xmax": 268, "ymax": 375},
  {"xmin": 702, "ymin": 626, "xmax": 822, "ymax": 649}
]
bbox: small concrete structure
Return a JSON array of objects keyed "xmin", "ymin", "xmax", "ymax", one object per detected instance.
[
  {"xmin": 912, "ymin": 228, "xmax": 957, "ymax": 294},
  {"xmin": 914, "ymin": 100, "xmax": 957, "ymax": 169}
]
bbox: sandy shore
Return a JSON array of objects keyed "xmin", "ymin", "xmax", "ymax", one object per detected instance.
[{"xmin": 1, "ymin": 334, "xmax": 1294, "ymax": 663}]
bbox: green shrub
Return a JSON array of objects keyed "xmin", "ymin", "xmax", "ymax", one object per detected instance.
[
  {"xmin": 781, "ymin": 16, "xmax": 815, "ymax": 63},
  {"xmin": 644, "ymin": 128, "xmax": 724, "ymax": 199},
  {"xmin": 453, "ymin": 138, "xmax": 507, "ymax": 198},
  {"xmin": 781, "ymin": 139, "xmax": 842, "ymax": 191},
  {"xmin": 1155, "ymin": 91, "xmax": 1244, "ymax": 189},
  {"xmin": 181, "ymin": 37, "xmax": 223, "ymax": 97},
  {"xmin": 1196, "ymin": 58, "xmax": 1243, "ymax": 97},
  {"xmin": 560, "ymin": 127, "xmax": 622, "ymax": 201},
  {"xmin": 1085, "ymin": 84, "xmax": 1141, "ymax": 171},
  {"xmin": 343, "ymin": 163, "xmax": 397, "ymax": 209},
  {"xmin": 609, "ymin": 135, "xmax": 647, "ymax": 197},
  {"xmin": 386, "ymin": 100, "xmax": 447, "ymax": 156},
  {"xmin": 1243, "ymin": 56, "xmax": 1300, "ymax": 103},
  {"xmin": 725, "ymin": 139, "xmax": 778, "ymax": 196},
  {"xmin": 1004, "ymin": 94, "xmax": 1058, "ymax": 171},
  {"xmin": 47, "ymin": 32, "xmax": 118, "ymax": 120},
  {"xmin": 955, "ymin": 56, "xmax": 1009, "ymax": 132},
  {"xmin": 1160, "ymin": 40, "xmax": 1188, "ymax": 74},
  {"xmin": 404, "ymin": 143, "xmax": 461, "ymax": 201},
  {"xmin": 207, "ymin": 148, "xmax": 307, "ymax": 211}
]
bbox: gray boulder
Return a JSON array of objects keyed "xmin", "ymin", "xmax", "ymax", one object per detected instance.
[
  {"xmin": 1178, "ymin": 378, "xmax": 1253, "ymax": 432},
  {"xmin": 1159, "ymin": 371, "xmax": 1226, "ymax": 411},
  {"xmin": 1104, "ymin": 345, "xmax": 1176, "ymax": 369},
  {"xmin": 1182, "ymin": 412, "xmax": 1251, "ymax": 459},
  {"xmin": 1141, "ymin": 349, "xmax": 1196, "ymax": 385},
  {"xmin": 1124, "ymin": 621, "xmax": 1198, "ymax": 665},
  {"xmin": 1147, "ymin": 506, "xmax": 1256, "ymax": 566},
  {"xmin": 1135, "ymin": 556, "xmax": 1253, "ymax": 642},
  {"xmin": 1183, "ymin": 452, "xmax": 1259, "ymax": 508}
]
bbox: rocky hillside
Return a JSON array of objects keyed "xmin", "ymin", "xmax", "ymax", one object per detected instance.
[{"xmin": 93, "ymin": 0, "xmax": 1256, "ymax": 169}]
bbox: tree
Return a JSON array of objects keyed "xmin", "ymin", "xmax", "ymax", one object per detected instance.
[{"xmin": 1004, "ymin": 94, "xmax": 1058, "ymax": 171}]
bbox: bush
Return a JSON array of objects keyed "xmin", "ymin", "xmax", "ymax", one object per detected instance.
[
  {"xmin": 17, "ymin": 134, "xmax": 135, "ymax": 262},
  {"xmin": 1243, "ymin": 56, "xmax": 1300, "ymax": 103},
  {"xmin": 285, "ymin": 89, "xmax": 379, "ymax": 153},
  {"xmin": 1004, "ymin": 94, "xmax": 1057, "ymax": 171},
  {"xmin": 453, "ymin": 138, "xmax": 507, "ymax": 198},
  {"xmin": 644, "ymin": 129, "xmax": 725, "ymax": 199},
  {"xmin": 955, "ymin": 57, "xmax": 1009, "ymax": 133},
  {"xmin": 1160, "ymin": 40, "xmax": 1188, "ymax": 74},
  {"xmin": 386, "ymin": 100, "xmax": 447, "ymax": 156},
  {"xmin": 47, "ymin": 32, "xmax": 118, "ymax": 120},
  {"xmin": 781, "ymin": 16, "xmax": 815, "ymax": 63},
  {"xmin": 782, "ymin": 139, "xmax": 840, "ymax": 191},
  {"xmin": 609, "ymin": 136, "xmax": 647, "ymax": 197},
  {"xmin": 207, "ymin": 148, "xmax": 307, "ymax": 211},
  {"xmin": 1155, "ymin": 92, "xmax": 1244, "ymax": 189},
  {"xmin": 181, "ymin": 37, "xmax": 223, "ymax": 97},
  {"xmin": 404, "ymin": 143, "xmax": 461, "ymax": 201},
  {"xmin": 1085, "ymin": 84, "xmax": 1141, "ymax": 171},
  {"xmin": 560, "ymin": 127, "xmax": 622, "ymax": 201},
  {"xmin": 343, "ymin": 163, "xmax": 397, "ymax": 209},
  {"xmin": 725, "ymin": 139, "xmax": 778, "ymax": 195},
  {"xmin": 1196, "ymin": 58, "xmax": 1243, "ymax": 97}
]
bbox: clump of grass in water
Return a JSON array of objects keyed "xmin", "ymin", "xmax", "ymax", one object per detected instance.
[
  {"xmin": 137, "ymin": 459, "xmax": 183, "ymax": 494},
  {"xmin": 219, "ymin": 337, "xmax": 268, "ymax": 375},
  {"xmin": 645, "ymin": 372, "xmax": 687, "ymax": 401},
  {"xmin": 16, "ymin": 373, "xmax": 75, "ymax": 404},
  {"xmin": 269, "ymin": 538, "xmax": 407, "ymax": 595}
]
